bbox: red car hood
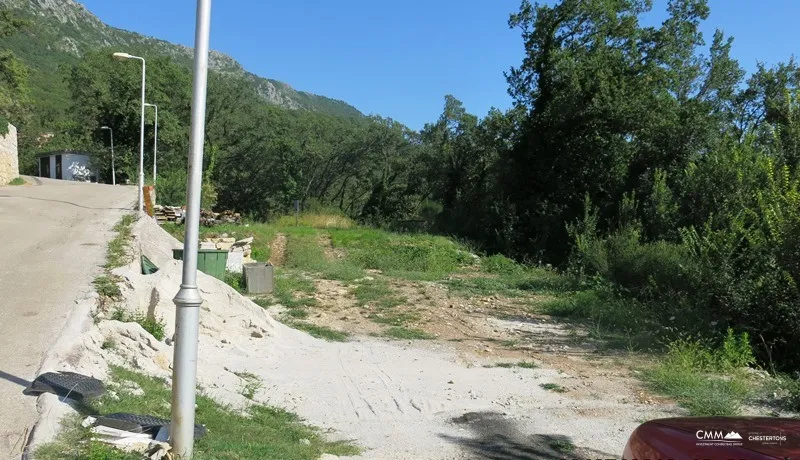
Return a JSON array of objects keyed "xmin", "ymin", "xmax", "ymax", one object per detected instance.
[{"xmin": 625, "ymin": 417, "xmax": 800, "ymax": 459}]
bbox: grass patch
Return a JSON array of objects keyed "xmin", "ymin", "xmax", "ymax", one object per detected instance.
[
  {"xmin": 288, "ymin": 322, "xmax": 349, "ymax": 342},
  {"xmin": 35, "ymin": 366, "xmax": 360, "ymax": 460},
  {"xmin": 273, "ymin": 271, "xmax": 317, "ymax": 308},
  {"xmin": 286, "ymin": 308, "xmax": 310, "ymax": 319},
  {"xmin": 641, "ymin": 331, "xmax": 755, "ymax": 416},
  {"xmin": 105, "ymin": 214, "xmax": 136, "ymax": 269},
  {"xmin": 284, "ymin": 231, "xmax": 364, "ymax": 281},
  {"xmin": 234, "ymin": 371, "xmax": 263, "ymax": 400},
  {"xmin": 275, "ymin": 213, "xmax": 355, "ymax": 229},
  {"xmin": 761, "ymin": 374, "xmax": 800, "ymax": 413},
  {"xmin": 93, "ymin": 275, "xmax": 122, "ymax": 299},
  {"xmin": 549, "ymin": 438, "xmax": 576, "ymax": 454},
  {"xmin": 111, "ymin": 309, "xmax": 166, "ymax": 341},
  {"xmin": 383, "ymin": 326, "xmax": 434, "ymax": 340},
  {"xmin": 7, "ymin": 176, "xmax": 25, "ymax": 185},
  {"xmin": 486, "ymin": 361, "xmax": 538, "ymax": 369},
  {"xmin": 351, "ymin": 280, "xmax": 406, "ymax": 309},
  {"xmin": 540, "ymin": 383, "xmax": 567, "ymax": 393},
  {"xmin": 448, "ymin": 266, "xmax": 574, "ymax": 298},
  {"xmin": 224, "ymin": 270, "xmax": 245, "ymax": 293},
  {"xmin": 329, "ymin": 228, "xmax": 473, "ymax": 280}
]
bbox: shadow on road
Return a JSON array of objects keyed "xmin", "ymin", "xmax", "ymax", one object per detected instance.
[
  {"xmin": 0, "ymin": 195, "xmax": 132, "ymax": 211},
  {"xmin": 440, "ymin": 411, "xmax": 616, "ymax": 459},
  {"xmin": 0, "ymin": 370, "xmax": 31, "ymax": 389}
]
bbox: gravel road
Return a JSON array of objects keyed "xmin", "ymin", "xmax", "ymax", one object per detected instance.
[{"xmin": 0, "ymin": 177, "xmax": 134, "ymax": 459}]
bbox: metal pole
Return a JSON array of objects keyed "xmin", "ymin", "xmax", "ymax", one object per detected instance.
[
  {"xmin": 153, "ymin": 105, "xmax": 158, "ymax": 186},
  {"xmin": 138, "ymin": 58, "xmax": 146, "ymax": 212},
  {"xmin": 110, "ymin": 129, "xmax": 116, "ymax": 186},
  {"xmin": 102, "ymin": 126, "xmax": 115, "ymax": 186},
  {"xmin": 171, "ymin": 0, "xmax": 211, "ymax": 457}
]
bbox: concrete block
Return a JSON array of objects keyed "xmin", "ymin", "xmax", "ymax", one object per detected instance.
[
  {"xmin": 226, "ymin": 251, "xmax": 245, "ymax": 273},
  {"xmin": 216, "ymin": 242, "xmax": 234, "ymax": 251},
  {"xmin": 199, "ymin": 242, "xmax": 217, "ymax": 250}
]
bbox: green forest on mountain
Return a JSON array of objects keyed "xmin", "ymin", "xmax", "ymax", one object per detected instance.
[{"xmin": 2, "ymin": 0, "xmax": 800, "ymax": 370}]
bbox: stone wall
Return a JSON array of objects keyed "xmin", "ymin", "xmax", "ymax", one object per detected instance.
[{"xmin": 0, "ymin": 124, "xmax": 19, "ymax": 185}]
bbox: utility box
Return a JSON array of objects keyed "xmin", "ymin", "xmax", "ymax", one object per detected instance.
[
  {"xmin": 172, "ymin": 248, "xmax": 229, "ymax": 281},
  {"xmin": 244, "ymin": 262, "xmax": 274, "ymax": 294}
]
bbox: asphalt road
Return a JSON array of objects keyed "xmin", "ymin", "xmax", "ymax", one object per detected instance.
[{"xmin": 0, "ymin": 177, "xmax": 135, "ymax": 459}]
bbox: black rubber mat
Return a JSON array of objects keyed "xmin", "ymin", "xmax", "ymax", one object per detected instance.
[
  {"xmin": 96, "ymin": 413, "xmax": 207, "ymax": 439},
  {"xmin": 24, "ymin": 371, "xmax": 105, "ymax": 401}
]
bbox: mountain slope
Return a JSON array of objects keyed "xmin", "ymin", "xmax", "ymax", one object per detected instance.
[{"xmin": 0, "ymin": 0, "xmax": 362, "ymax": 118}]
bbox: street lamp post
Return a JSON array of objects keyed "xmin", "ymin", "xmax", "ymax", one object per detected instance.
[
  {"xmin": 172, "ymin": 0, "xmax": 212, "ymax": 457},
  {"xmin": 100, "ymin": 126, "xmax": 115, "ymax": 186},
  {"xmin": 112, "ymin": 52, "xmax": 146, "ymax": 212},
  {"xmin": 144, "ymin": 103, "xmax": 158, "ymax": 187}
]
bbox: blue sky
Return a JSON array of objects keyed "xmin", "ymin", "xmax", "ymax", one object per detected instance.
[{"xmin": 81, "ymin": 0, "xmax": 798, "ymax": 130}]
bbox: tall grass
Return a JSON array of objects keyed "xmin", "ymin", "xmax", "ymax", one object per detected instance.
[
  {"xmin": 275, "ymin": 213, "xmax": 355, "ymax": 229},
  {"xmin": 643, "ymin": 331, "xmax": 756, "ymax": 416},
  {"xmin": 283, "ymin": 230, "xmax": 364, "ymax": 281},
  {"xmin": 329, "ymin": 228, "xmax": 473, "ymax": 279}
]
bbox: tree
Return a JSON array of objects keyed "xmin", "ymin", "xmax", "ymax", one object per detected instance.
[{"xmin": 0, "ymin": 9, "xmax": 29, "ymax": 134}]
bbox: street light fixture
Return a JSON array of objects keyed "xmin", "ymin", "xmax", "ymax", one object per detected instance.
[
  {"xmin": 172, "ymin": 0, "xmax": 212, "ymax": 457},
  {"xmin": 144, "ymin": 103, "xmax": 158, "ymax": 187},
  {"xmin": 112, "ymin": 51, "xmax": 146, "ymax": 212},
  {"xmin": 100, "ymin": 126, "xmax": 115, "ymax": 186}
]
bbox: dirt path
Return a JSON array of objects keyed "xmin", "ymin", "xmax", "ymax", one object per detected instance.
[
  {"xmin": 317, "ymin": 233, "xmax": 345, "ymax": 262},
  {"xmin": 268, "ymin": 233, "xmax": 287, "ymax": 266}
]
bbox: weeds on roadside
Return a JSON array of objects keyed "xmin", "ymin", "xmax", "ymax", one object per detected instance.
[
  {"xmin": 235, "ymin": 372, "xmax": 263, "ymax": 400},
  {"xmin": 486, "ymin": 361, "xmax": 538, "ymax": 369},
  {"xmin": 383, "ymin": 327, "xmax": 434, "ymax": 340},
  {"xmin": 105, "ymin": 214, "xmax": 136, "ymax": 269},
  {"xmin": 540, "ymin": 383, "xmax": 567, "ymax": 393},
  {"xmin": 110, "ymin": 309, "xmax": 166, "ymax": 341},
  {"xmin": 7, "ymin": 177, "xmax": 25, "ymax": 186},
  {"xmin": 35, "ymin": 366, "xmax": 360, "ymax": 460},
  {"xmin": 288, "ymin": 321, "xmax": 349, "ymax": 342},
  {"xmin": 93, "ymin": 275, "xmax": 122, "ymax": 299}
]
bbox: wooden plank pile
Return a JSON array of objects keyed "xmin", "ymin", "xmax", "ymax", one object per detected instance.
[
  {"xmin": 153, "ymin": 205, "xmax": 184, "ymax": 224},
  {"xmin": 199, "ymin": 209, "xmax": 242, "ymax": 226}
]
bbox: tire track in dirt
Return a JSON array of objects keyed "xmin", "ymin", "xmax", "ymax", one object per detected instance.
[
  {"xmin": 317, "ymin": 233, "xmax": 345, "ymax": 262},
  {"xmin": 269, "ymin": 233, "xmax": 287, "ymax": 266}
]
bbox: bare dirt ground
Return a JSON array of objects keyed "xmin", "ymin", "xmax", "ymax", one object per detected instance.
[{"xmin": 297, "ymin": 274, "xmax": 669, "ymax": 411}]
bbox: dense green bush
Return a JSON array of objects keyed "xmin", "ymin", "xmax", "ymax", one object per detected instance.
[{"xmin": 569, "ymin": 150, "xmax": 800, "ymax": 369}]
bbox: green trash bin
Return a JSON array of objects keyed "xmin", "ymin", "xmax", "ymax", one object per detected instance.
[{"xmin": 172, "ymin": 248, "xmax": 229, "ymax": 281}]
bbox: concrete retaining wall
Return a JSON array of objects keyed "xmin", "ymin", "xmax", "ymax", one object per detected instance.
[{"xmin": 0, "ymin": 124, "xmax": 19, "ymax": 185}]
